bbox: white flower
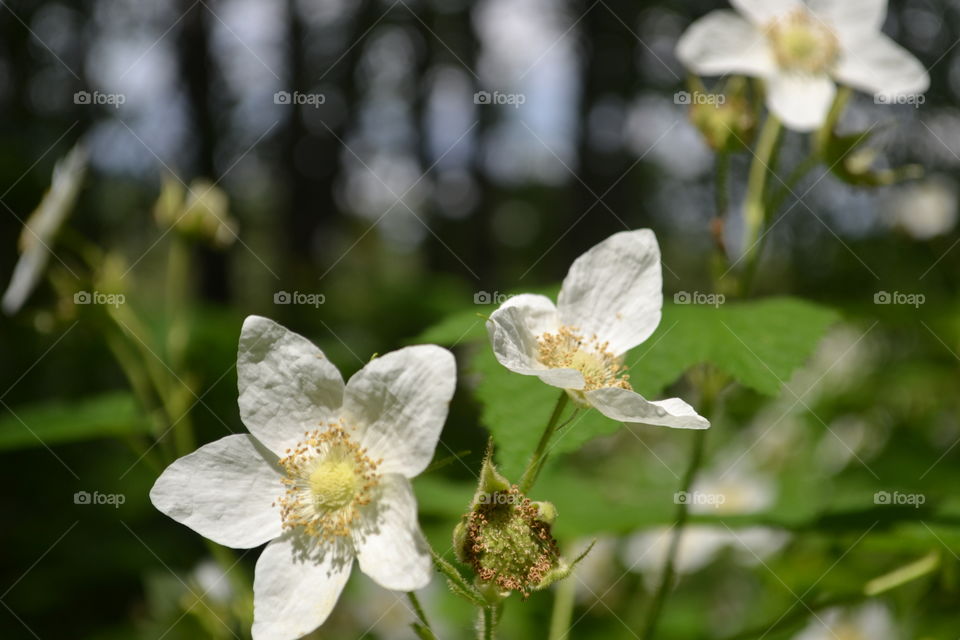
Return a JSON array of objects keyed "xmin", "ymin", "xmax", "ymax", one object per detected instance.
[
  {"xmin": 623, "ymin": 466, "xmax": 788, "ymax": 585},
  {"xmin": 792, "ymin": 602, "xmax": 896, "ymax": 640},
  {"xmin": 2, "ymin": 145, "xmax": 87, "ymax": 314},
  {"xmin": 485, "ymin": 229, "xmax": 708, "ymax": 430},
  {"xmin": 150, "ymin": 316, "xmax": 456, "ymax": 640},
  {"xmin": 676, "ymin": 0, "xmax": 930, "ymax": 131},
  {"xmin": 885, "ymin": 176, "xmax": 958, "ymax": 240}
]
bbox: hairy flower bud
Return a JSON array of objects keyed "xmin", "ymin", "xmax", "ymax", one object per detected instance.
[{"xmin": 454, "ymin": 452, "xmax": 577, "ymax": 598}]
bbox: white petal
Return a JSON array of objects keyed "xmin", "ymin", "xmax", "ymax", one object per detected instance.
[
  {"xmin": 237, "ymin": 315, "xmax": 344, "ymax": 456},
  {"xmin": 2, "ymin": 247, "xmax": 48, "ymax": 315},
  {"xmin": 585, "ymin": 387, "xmax": 709, "ymax": 430},
  {"xmin": 676, "ymin": 11, "xmax": 775, "ymax": 77},
  {"xmin": 557, "ymin": 229, "xmax": 663, "ymax": 356},
  {"xmin": 808, "ymin": 0, "xmax": 887, "ymax": 42},
  {"xmin": 730, "ymin": 0, "xmax": 799, "ymax": 25},
  {"xmin": 343, "ymin": 345, "xmax": 456, "ymax": 477},
  {"xmin": 252, "ymin": 535, "xmax": 353, "ymax": 640},
  {"xmin": 353, "ymin": 474, "xmax": 432, "ymax": 591},
  {"xmin": 486, "ymin": 294, "xmax": 586, "ymax": 389},
  {"xmin": 834, "ymin": 34, "xmax": 929, "ymax": 98},
  {"xmin": 149, "ymin": 434, "xmax": 283, "ymax": 548},
  {"xmin": 765, "ymin": 73, "xmax": 836, "ymax": 132}
]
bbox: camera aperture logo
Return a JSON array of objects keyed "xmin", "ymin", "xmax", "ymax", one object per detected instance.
[
  {"xmin": 473, "ymin": 90, "xmax": 526, "ymax": 108},
  {"xmin": 874, "ymin": 490, "xmax": 925, "ymax": 508},
  {"xmin": 274, "ymin": 291, "xmax": 326, "ymax": 308},
  {"xmin": 74, "ymin": 490, "xmax": 126, "ymax": 508},
  {"xmin": 874, "ymin": 291, "xmax": 924, "ymax": 308},
  {"xmin": 674, "ymin": 291, "xmax": 725, "ymax": 308},
  {"xmin": 74, "ymin": 290, "xmax": 125, "ymax": 308},
  {"xmin": 674, "ymin": 491, "xmax": 726, "ymax": 508},
  {"xmin": 274, "ymin": 91, "xmax": 326, "ymax": 107}
]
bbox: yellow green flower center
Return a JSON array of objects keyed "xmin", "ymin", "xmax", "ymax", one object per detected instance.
[
  {"xmin": 276, "ymin": 424, "xmax": 380, "ymax": 541},
  {"xmin": 767, "ymin": 9, "xmax": 839, "ymax": 74},
  {"xmin": 536, "ymin": 326, "xmax": 631, "ymax": 401}
]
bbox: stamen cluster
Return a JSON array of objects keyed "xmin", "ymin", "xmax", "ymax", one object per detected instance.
[
  {"xmin": 537, "ymin": 326, "xmax": 632, "ymax": 395},
  {"xmin": 275, "ymin": 423, "xmax": 381, "ymax": 542},
  {"xmin": 767, "ymin": 9, "xmax": 840, "ymax": 74}
]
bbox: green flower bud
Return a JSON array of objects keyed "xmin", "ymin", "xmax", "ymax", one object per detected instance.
[
  {"xmin": 454, "ymin": 451, "xmax": 564, "ymax": 598},
  {"xmin": 686, "ymin": 77, "xmax": 756, "ymax": 153},
  {"xmin": 153, "ymin": 176, "xmax": 238, "ymax": 248}
]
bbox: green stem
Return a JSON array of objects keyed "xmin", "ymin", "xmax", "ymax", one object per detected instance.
[
  {"xmin": 548, "ymin": 565, "xmax": 577, "ymax": 640},
  {"xmin": 741, "ymin": 115, "xmax": 782, "ymax": 283},
  {"xmin": 639, "ymin": 427, "xmax": 708, "ymax": 640},
  {"xmin": 519, "ymin": 392, "xmax": 569, "ymax": 493},
  {"xmin": 166, "ymin": 234, "xmax": 191, "ymax": 372},
  {"xmin": 814, "ymin": 86, "xmax": 852, "ymax": 157},
  {"xmin": 407, "ymin": 592, "xmax": 436, "ymax": 639},
  {"xmin": 479, "ymin": 605, "xmax": 499, "ymax": 640}
]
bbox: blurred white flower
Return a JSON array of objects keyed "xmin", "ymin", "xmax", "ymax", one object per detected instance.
[
  {"xmin": 623, "ymin": 466, "xmax": 788, "ymax": 586},
  {"xmin": 486, "ymin": 230, "xmax": 709, "ymax": 430},
  {"xmin": 2, "ymin": 145, "xmax": 87, "ymax": 315},
  {"xmin": 151, "ymin": 316, "xmax": 456, "ymax": 640},
  {"xmin": 676, "ymin": 0, "xmax": 929, "ymax": 131},
  {"xmin": 568, "ymin": 536, "xmax": 619, "ymax": 604},
  {"xmin": 792, "ymin": 602, "xmax": 897, "ymax": 640},
  {"xmin": 191, "ymin": 559, "xmax": 234, "ymax": 605},
  {"xmin": 885, "ymin": 176, "xmax": 958, "ymax": 240}
]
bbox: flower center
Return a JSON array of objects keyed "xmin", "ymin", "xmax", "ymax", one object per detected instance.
[
  {"xmin": 767, "ymin": 9, "xmax": 839, "ymax": 74},
  {"xmin": 536, "ymin": 326, "xmax": 631, "ymax": 397},
  {"xmin": 275, "ymin": 424, "xmax": 380, "ymax": 541}
]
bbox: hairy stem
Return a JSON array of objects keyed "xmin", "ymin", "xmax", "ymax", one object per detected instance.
[
  {"xmin": 740, "ymin": 115, "xmax": 782, "ymax": 284},
  {"xmin": 519, "ymin": 392, "xmax": 569, "ymax": 493},
  {"xmin": 548, "ymin": 563, "xmax": 577, "ymax": 640}
]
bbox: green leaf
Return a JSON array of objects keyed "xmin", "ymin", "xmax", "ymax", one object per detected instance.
[
  {"xmin": 628, "ymin": 297, "xmax": 839, "ymax": 397},
  {"xmin": 469, "ymin": 297, "xmax": 836, "ymax": 476},
  {"xmin": 411, "ymin": 308, "xmax": 489, "ymax": 345},
  {"xmin": 0, "ymin": 392, "xmax": 148, "ymax": 450}
]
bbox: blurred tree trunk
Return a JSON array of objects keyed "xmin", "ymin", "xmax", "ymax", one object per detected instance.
[
  {"xmin": 417, "ymin": 3, "xmax": 492, "ymax": 285},
  {"xmin": 177, "ymin": 0, "xmax": 229, "ymax": 301},
  {"xmin": 571, "ymin": 0, "xmax": 640, "ymax": 249},
  {"xmin": 281, "ymin": 0, "xmax": 373, "ymax": 277}
]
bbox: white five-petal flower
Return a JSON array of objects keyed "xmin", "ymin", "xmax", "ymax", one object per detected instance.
[
  {"xmin": 676, "ymin": 0, "xmax": 930, "ymax": 131},
  {"xmin": 485, "ymin": 229, "xmax": 708, "ymax": 430},
  {"xmin": 150, "ymin": 316, "xmax": 456, "ymax": 640}
]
